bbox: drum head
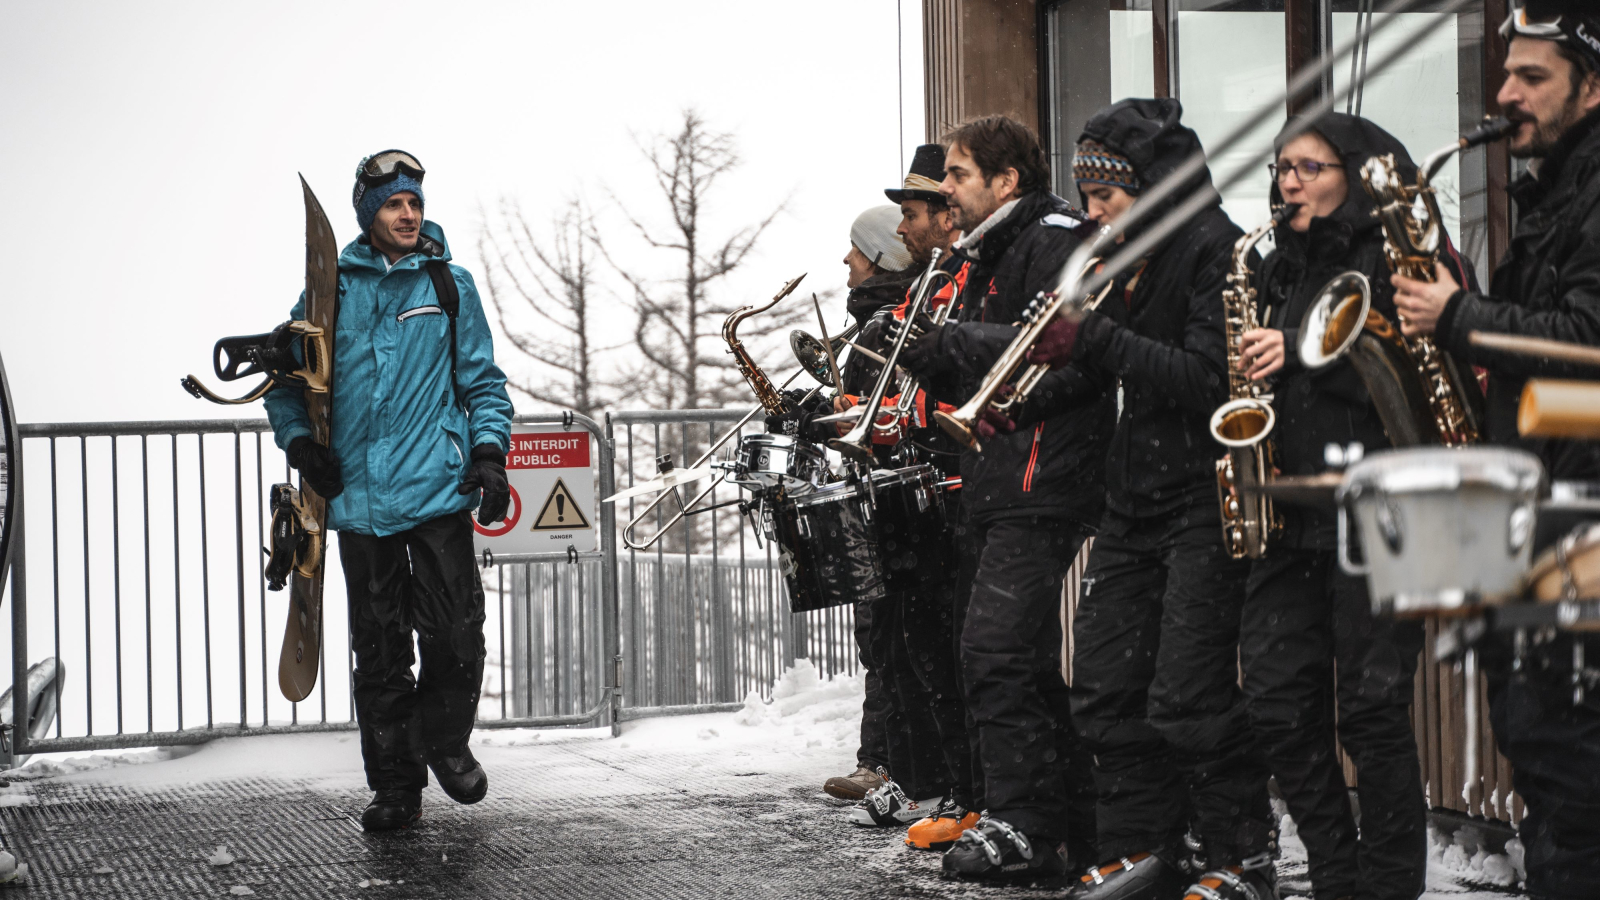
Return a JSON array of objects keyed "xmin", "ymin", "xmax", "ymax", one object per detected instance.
[{"xmin": 0, "ymin": 350, "xmax": 16, "ymax": 605}]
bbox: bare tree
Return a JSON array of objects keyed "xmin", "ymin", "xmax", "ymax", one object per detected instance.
[
  {"xmin": 478, "ymin": 197, "xmax": 621, "ymax": 420},
  {"xmin": 594, "ymin": 109, "xmax": 803, "ymax": 412}
]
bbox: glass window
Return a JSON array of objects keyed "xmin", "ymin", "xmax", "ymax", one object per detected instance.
[
  {"xmin": 1044, "ymin": 1, "xmax": 1156, "ymax": 197},
  {"xmin": 1331, "ymin": 7, "xmax": 1465, "ymax": 257},
  {"xmin": 1176, "ymin": 0, "xmax": 1288, "ymax": 235}
]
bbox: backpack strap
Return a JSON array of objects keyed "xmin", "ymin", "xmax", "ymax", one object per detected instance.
[{"xmin": 425, "ymin": 259, "xmax": 463, "ymax": 409}]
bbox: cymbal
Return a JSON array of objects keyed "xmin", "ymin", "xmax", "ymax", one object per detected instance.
[
  {"xmin": 602, "ymin": 466, "xmax": 718, "ymax": 503},
  {"xmin": 1239, "ymin": 473, "xmax": 1344, "ymax": 508}
]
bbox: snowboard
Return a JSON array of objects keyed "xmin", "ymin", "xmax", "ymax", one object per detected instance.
[{"xmin": 277, "ymin": 175, "xmax": 339, "ymax": 703}]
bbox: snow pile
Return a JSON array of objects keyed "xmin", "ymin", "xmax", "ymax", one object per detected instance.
[
  {"xmin": 734, "ymin": 660, "xmax": 864, "ymax": 750},
  {"xmin": 1429, "ymin": 824, "xmax": 1522, "ymax": 889},
  {"xmin": 208, "ymin": 845, "xmax": 236, "ymax": 866},
  {"xmin": 15, "ymin": 745, "xmax": 196, "ymax": 778}
]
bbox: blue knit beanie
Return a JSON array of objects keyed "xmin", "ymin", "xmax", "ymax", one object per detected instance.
[{"xmin": 353, "ymin": 171, "xmax": 424, "ymax": 233}]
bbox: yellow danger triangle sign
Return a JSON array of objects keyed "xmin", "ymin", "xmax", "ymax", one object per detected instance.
[{"xmin": 531, "ymin": 478, "xmax": 590, "ymax": 531}]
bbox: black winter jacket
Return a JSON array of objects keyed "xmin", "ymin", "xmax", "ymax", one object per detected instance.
[
  {"xmin": 1256, "ymin": 113, "xmax": 1475, "ymax": 548},
  {"xmin": 1437, "ymin": 109, "xmax": 1600, "ymax": 481},
  {"xmin": 839, "ymin": 267, "xmax": 922, "ymax": 394},
  {"xmin": 924, "ymin": 190, "xmax": 1114, "ymax": 525},
  {"xmin": 1070, "ymin": 99, "xmax": 1244, "ymax": 518}
]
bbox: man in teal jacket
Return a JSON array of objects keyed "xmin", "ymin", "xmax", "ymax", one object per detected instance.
[{"xmin": 264, "ymin": 150, "xmax": 514, "ymax": 832}]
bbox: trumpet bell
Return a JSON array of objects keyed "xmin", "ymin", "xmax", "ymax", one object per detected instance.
[
  {"xmin": 1210, "ymin": 397, "xmax": 1276, "ymax": 449},
  {"xmin": 1299, "ymin": 271, "xmax": 1372, "ymax": 370}
]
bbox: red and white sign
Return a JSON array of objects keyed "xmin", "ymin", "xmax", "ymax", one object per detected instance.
[{"xmin": 473, "ymin": 425, "xmax": 597, "ymax": 556}]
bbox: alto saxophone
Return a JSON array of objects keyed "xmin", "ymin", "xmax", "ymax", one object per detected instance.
[
  {"xmin": 724, "ymin": 274, "xmax": 806, "ymax": 415},
  {"xmin": 1299, "ymin": 118, "xmax": 1512, "ymax": 447},
  {"xmin": 1210, "ymin": 205, "xmax": 1295, "ymax": 560}
]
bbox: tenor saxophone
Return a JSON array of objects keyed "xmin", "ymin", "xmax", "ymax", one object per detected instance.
[
  {"xmin": 1210, "ymin": 205, "xmax": 1295, "ymax": 560},
  {"xmin": 724, "ymin": 274, "xmax": 806, "ymax": 415}
]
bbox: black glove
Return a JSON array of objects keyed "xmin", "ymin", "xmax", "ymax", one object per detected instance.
[
  {"xmin": 458, "ymin": 444, "xmax": 510, "ymax": 524},
  {"xmin": 898, "ymin": 315, "xmax": 952, "ymax": 379},
  {"xmin": 286, "ymin": 436, "xmax": 344, "ymax": 500},
  {"xmin": 765, "ymin": 388, "xmax": 822, "ymax": 434}
]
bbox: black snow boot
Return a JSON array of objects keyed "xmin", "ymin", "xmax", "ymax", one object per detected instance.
[
  {"xmin": 940, "ymin": 815, "xmax": 1068, "ymax": 883},
  {"xmin": 362, "ymin": 789, "xmax": 422, "ymax": 832},
  {"xmin": 429, "ymin": 749, "xmax": 488, "ymax": 805},
  {"xmin": 1066, "ymin": 850, "xmax": 1190, "ymax": 900}
]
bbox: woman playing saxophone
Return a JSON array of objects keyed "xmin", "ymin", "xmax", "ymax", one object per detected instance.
[{"xmin": 1232, "ymin": 114, "xmax": 1480, "ymax": 900}]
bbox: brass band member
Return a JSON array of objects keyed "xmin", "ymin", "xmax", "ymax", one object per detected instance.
[
  {"xmin": 1236, "ymin": 115, "xmax": 1474, "ymax": 900},
  {"xmin": 898, "ymin": 115, "xmax": 1113, "ymax": 881},
  {"xmin": 1025, "ymin": 99, "xmax": 1276, "ymax": 900},
  {"xmin": 1391, "ymin": 2, "xmax": 1600, "ymax": 895},
  {"xmin": 790, "ymin": 205, "xmax": 916, "ymax": 805}
]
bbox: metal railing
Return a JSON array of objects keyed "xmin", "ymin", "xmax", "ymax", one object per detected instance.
[{"xmin": 0, "ymin": 408, "xmax": 859, "ymax": 757}]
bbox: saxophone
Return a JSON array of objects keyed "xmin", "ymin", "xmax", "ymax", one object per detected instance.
[
  {"xmin": 723, "ymin": 274, "xmax": 806, "ymax": 415},
  {"xmin": 1357, "ymin": 151, "xmax": 1484, "ymax": 446},
  {"xmin": 1209, "ymin": 206, "xmax": 1294, "ymax": 560},
  {"xmin": 1298, "ymin": 119, "xmax": 1512, "ymax": 447}
]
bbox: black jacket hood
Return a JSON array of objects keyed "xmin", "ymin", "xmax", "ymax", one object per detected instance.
[
  {"xmin": 845, "ymin": 266, "xmax": 920, "ymax": 326},
  {"xmin": 1077, "ymin": 98, "xmax": 1215, "ymax": 206},
  {"xmin": 1270, "ymin": 113, "xmax": 1417, "ymax": 251}
]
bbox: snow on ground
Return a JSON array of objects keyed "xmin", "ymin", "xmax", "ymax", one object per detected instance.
[{"xmin": 5, "ymin": 660, "xmax": 1521, "ymax": 898}]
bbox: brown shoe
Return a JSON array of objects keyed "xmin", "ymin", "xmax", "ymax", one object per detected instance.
[{"xmin": 823, "ymin": 765, "xmax": 885, "ymax": 800}]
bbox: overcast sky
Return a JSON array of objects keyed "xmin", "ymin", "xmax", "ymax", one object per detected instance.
[{"xmin": 1, "ymin": 1, "xmax": 927, "ymax": 424}]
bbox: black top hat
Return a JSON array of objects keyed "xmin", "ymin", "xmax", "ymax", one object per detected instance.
[{"xmin": 885, "ymin": 144, "xmax": 947, "ymax": 204}]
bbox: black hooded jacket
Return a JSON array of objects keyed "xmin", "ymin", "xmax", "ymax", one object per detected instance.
[
  {"xmin": 1436, "ymin": 108, "xmax": 1600, "ymax": 481},
  {"xmin": 926, "ymin": 189, "xmax": 1115, "ymax": 525},
  {"xmin": 1068, "ymin": 98, "xmax": 1247, "ymax": 518},
  {"xmin": 839, "ymin": 266, "xmax": 923, "ymax": 394},
  {"xmin": 1256, "ymin": 113, "xmax": 1475, "ymax": 548}
]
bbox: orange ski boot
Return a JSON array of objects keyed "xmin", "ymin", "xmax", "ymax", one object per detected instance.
[{"xmin": 905, "ymin": 797, "xmax": 981, "ymax": 851}]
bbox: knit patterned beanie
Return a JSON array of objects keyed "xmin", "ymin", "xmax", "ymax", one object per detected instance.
[
  {"xmin": 353, "ymin": 172, "xmax": 425, "ymax": 233},
  {"xmin": 1073, "ymin": 140, "xmax": 1143, "ymax": 194}
]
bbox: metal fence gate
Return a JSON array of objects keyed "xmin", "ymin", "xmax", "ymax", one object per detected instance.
[{"xmin": 0, "ymin": 407, "xmax": 1516, "ymax": 825}]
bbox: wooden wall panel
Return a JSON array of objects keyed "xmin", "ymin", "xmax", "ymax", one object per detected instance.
[{"xmin": 924, "ymin": 0, "xmax": 1039, "ymax": 141}]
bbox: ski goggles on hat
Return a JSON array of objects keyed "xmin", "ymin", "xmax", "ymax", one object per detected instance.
[
  {"xmin": 1500, "ymin": 2, "xmax": 1600, "ymax": 63},
  {"xmin": 354, "ymin": 150, "xmax": 426, "ymax": 187}
]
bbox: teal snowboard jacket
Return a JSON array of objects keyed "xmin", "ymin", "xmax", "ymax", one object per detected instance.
[{"xmin": 264, "ymin": 221, "xmax": 514, "ymax": 537}]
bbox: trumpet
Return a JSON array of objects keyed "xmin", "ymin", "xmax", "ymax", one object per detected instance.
[
  {"xmin": 934, "ymin": 250, "xmax": 1111, "ymax": 451},
  {"xmin": 830, "ymin": 248, "xmax": 955, "ymax": 464}
]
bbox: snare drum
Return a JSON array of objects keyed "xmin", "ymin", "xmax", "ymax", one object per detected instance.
[
  {"xmin": 772, "ymin": 479, "xmax": 888, "ymax": 613},
  {"xmin": 1521, "ymin": 523, "xmax": 1600, "ymax": 632},
  {"xmin": 732, "ymin": 433, "xmax": 826, "ymax": 493},
  {"xmin": 1337, "ymin": 447, "xmax": 1545, "ymax": 618}
]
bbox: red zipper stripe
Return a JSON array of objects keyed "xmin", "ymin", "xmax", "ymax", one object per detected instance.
[{"xmin": 1022, "ymin": 424, "xmax": 1042, "ymax": 492}]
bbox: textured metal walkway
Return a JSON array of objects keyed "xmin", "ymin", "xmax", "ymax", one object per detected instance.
[
  {"xmin": 0, "ymin": 736, "xmax": 1080, "ymax": 899},
  {"xmin": 0, "ymin": 727, "xmax": 1518, "ymax": 899}
]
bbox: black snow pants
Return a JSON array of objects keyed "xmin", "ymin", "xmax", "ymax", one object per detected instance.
[
  {"xmin": 1239, "ymin": 549, "xmax": 1426, "ymax": 900},
  {"xmin": 1483, "ymin": 633, "xmax": 1600, "ymax": 900},
  {"xmin": 339, "ymin": 510, "xmax": 487, "ymax": 793},
  {"xmin": 959, "ymin": 513, "xmax": 1096, "ymax": 846},
  {"xmin": 859, "ymin": 497, "xmax": 974, "ymax": 802},
  {"xmin": 854, "ymin": 600, "xmax": 893, "ymax": 775},
  {"xmin": 1070, "ymin": 501, "xmax": 1273, "ymax": 865}
]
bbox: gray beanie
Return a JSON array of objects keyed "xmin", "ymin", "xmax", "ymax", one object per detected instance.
[{"xmin": 849, "ymin": 206, "xmax": 912, "ymax": 273}]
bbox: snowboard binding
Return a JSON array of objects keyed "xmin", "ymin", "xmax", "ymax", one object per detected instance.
[
  {"xmin": 264, "ymin": 483, "xmax": 324, "ymax": 592},
  {"xmin": 181, "ymin": 319, "xmax": 330, "ymax": 405}
]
